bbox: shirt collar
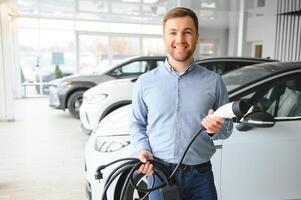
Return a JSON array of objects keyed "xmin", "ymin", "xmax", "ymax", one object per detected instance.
[{"xmin": 164, "ymin": 58, "xmax": 196, "ymax": 75}]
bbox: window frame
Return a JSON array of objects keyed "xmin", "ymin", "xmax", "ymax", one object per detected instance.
[{"xmin": 230, "ymin": 72, "xmax": 301, "ymax": 122}]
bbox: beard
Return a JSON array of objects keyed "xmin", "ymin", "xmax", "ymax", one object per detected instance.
[
  {"xmin": 169, "ymin": 49, "xmax": 194, "ymax": 62},
  {"xmin": 167, "ymin": 44, "xmax": 196, "ymax": 63}
]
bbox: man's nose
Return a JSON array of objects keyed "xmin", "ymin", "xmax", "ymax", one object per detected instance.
[{"xmin": 175, "ymin": 33, "xmax": 184, "ymax": 43}]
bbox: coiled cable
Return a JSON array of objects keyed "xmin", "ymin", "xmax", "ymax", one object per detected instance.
[{"xmin": 95, "ymin": 126, "xmax": 205, "ymax": 200}]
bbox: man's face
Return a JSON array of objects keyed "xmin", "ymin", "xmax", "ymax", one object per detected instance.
[{"xmin": 163, "ymin": 16, "xmax": 199, "ymax": 63}]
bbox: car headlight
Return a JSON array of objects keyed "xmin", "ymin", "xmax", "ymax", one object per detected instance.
[
  {"xmin": 84, "ymin": 94, "xmax": 108, "ymax": 104},
  {"xmin": 94, "ymin": 137, "xmax": 130, "ymax": 152}
]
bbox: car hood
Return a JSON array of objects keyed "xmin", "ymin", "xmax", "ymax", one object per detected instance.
[
  {"xmin": 94, "ymin": 105, "xmax": 132, "ymax": 137},
  {"xmin": 57, "ymin": 73, "xmax": 115, "ymax": 84},
  {"xmin": 84, "ymin": 78, "xmax": 136, "ymax": 96}
]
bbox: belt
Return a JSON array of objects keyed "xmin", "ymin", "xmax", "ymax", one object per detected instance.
[{"xmin": 155, "ymin": 158, "xmax": 211, "ymax": 172}]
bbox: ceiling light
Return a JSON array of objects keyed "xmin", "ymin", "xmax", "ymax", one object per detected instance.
[{"xmin": 201, "ymin": 2, "xmax": 216, "ymax": 8}]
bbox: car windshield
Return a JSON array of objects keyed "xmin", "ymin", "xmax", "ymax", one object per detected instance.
[
  {"xmin": 96, "ymin": 64, "xmax": 115, "ymax": 74},
  {"xmin": 222, "ymin": 66, "xmax": 273, "ymax": 92},
  {"xmin": 95, "ymin": 59, "xmax": 127, "ymax": 74}
]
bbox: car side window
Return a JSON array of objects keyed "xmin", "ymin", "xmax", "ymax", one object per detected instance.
[
  {"xmin": 225, "ymin": 61, "xmax": 255, "ymax": 73},
  {"xmin": 156, "ymin": 61, "xmax": 164, "ymax": 68},
  {"xmin": 200, "ymin": 62, "xmax": 226, "ymax": 75},
  {"xmin": 111, "ymin": 61, "xmax": 150, "ymax": 77},
  {"xmin": 268, "ymin": 76, "xmax": 301, "ymax": 118},
  {"xmin": 240, "ymin": 74, "xmax": 301, "ymax": 119}
]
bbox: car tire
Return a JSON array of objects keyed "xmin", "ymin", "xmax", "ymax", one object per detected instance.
[
  {"xmin": 121, "ymin": 172, "xmax": 148, "ymax": 200},
  {"xmin": 67, "ymin": 90, "xmax": 84, "ymax": 119}
]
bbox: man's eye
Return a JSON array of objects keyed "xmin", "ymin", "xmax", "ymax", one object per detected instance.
[
  {"xmin": 184, "ymin": 32, "xmax": 192, "ymax": 35},
  {"xmin": 169, "ymin": 32, "xmax": 176, "ymax": 35}
]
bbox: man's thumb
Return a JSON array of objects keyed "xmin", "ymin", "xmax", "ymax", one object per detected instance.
[{"xmin": 208, "ymin": 109, "xmax": 214, "ymax": 115}]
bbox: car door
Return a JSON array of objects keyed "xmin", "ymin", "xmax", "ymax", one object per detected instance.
[
  {"xmin": 109, "ymin": 60, "xmax": 151, "ymax": 78},
  {"xmin": 220, "ymin": 73, "xmax": 301, "ymax": 199}
]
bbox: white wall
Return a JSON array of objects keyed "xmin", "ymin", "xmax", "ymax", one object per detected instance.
[
  {"xmin": 199, "ymin": 27, "xmax": 229, "ymax": 58},
  {"xmin": 245, "ymin": 0, "xmax": 277, "ymax": 58}
]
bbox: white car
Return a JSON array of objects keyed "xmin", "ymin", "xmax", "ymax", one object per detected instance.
[
  {"xmin": 80, "ymin": 78, "xmax": 135, "ymax": 133},
  {"xmin": 85, "ymin": 62, "xmax": 301, "ymax": 200},
  {"xmin": 80, "ymin": 57, "xmax": 277, "ymax": 133}
]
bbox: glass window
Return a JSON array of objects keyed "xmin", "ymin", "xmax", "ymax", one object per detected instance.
[
  {"xmin": 38, "ymin": 0, "xmax": 75, "ymax": 14},
  {"xmin": 238, "ymin": 74, "xmax": 301, "ymax": 119},
  {"xmin": 222, "ymin": 66, "xmax": 273, "ymax": 92},
  {"xmin": 17, "ymin": 0, "xmax": 37, "ymax": 14},
  {"xmin": 142, "ymin": 38, "xmax": 165, "ymax": 55},
  {"xmin": 39, "ymin": 19, "xmax": 74, "ymax": 30},
  {"xmin": 17, "ymin": 18, "xmax": 39, "ymax": 28},
  {"xmin": 200, "ymin": 62, "xmax": 226, "ymax": 75},
  {"xmin": 78, "ymin": 34, "xmax": 109, "ymax": 73},
  {"xmin": 78, "ymin": 0, "xmax": 109, "ymax": 13},
  {"xmin": 111, "ymin": 3, "xmax": 140, "ymax": 16},
  {"xmin": 155, "ymin": 60, "xmax": 165, "ymax": 68},
  {"xmin": 112, "ymin": 37, "xmax": 139, "ymax": 60},
  {"xmin": 109, "ymin": 23, "xmax": 141, "ymax": 34},
  {"xmin": 141, "ymin": 5, "xmax": 166, "ymax": 17},
  {"xmin": 18, "ymin": 28, "xmax": 40, "ymax": 83},
  {"xmin": 75, "ymin": 21, "xmax": 109, "ymax": 32},
  {"xmin": 141, "ymin": 24, "xmax": 162, "ymax": 35},
  {"xmin": 122, "ymin": 61, "xmax": 149, "ymax": 73},
  {"xmin": 199, "ymin": 41, "xmax": 216, "ymax": 58},
  {"xmin": 38, "ymin": 29, "xmax": 76, "ymax": 81},
  {"xmin": 202, "ymin": 61, "xmax": 257, "ymax": 75},
  {"xmin": 110, "ymin": 60, "xmax": 150, "ymax": 77}
]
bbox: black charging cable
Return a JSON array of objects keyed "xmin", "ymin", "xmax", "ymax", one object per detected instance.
[
  {"xmin": 95, "ymin": 126, "xmax": 206, "ymax": 200},
  {"xmin": 96, "ymin": 100, "xmax": 249, "ymax": 199}
]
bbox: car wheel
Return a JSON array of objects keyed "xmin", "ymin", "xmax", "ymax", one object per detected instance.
[
  {"xmin": 122, "ymin": 172, "xmax": 148, "ymax": 200},
  {"xmin": 67, "ymin": 90, "xmax": 84, "ymax": 119}
]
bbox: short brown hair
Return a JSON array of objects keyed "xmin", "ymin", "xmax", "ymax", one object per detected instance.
[{"xmin": 163, "ymin": 7, "xmax": 199, "ymax": 33}]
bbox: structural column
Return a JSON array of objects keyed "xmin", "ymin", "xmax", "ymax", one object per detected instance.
[{"xmin": 0, "ymin": 0, "xmax": 15, "ymax": 121}]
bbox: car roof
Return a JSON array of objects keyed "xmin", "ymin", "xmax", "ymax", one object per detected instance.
[
  {"xmin": 123, "ymin": 55, "xmax": 166, "ymax": 61},
  {"xmin": 196, "ymin": 56, "xmax": 278, "ymax": 63},
  {"xmin": 237, "ymin": 61, "xmax": 301, "ymax": 73}
]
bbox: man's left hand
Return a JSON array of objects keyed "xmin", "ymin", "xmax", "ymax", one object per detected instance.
[{"xmin": 201, "ymin": 109, "xmax": 225, "ymax": 134}]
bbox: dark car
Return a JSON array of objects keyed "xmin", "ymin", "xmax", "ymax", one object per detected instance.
[
  {"xmin": 49, "ymin": 56, "xmax": 166, "ymax": 118},
  {"xmin": 49, "ymin": 56, "xmax": 277, "ymax": 118},
  {"xmin": 197, "ymin": 56, "xmax": 277, "ymax": 75}
]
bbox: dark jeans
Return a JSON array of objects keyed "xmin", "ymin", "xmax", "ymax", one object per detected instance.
[{"xmin": 147, "ymin": 161, "xmax": 217, "ymax": 200}]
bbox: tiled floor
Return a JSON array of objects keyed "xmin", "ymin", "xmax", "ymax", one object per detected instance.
[{"xmin": 0, "ymin": 97, "xmax": 89, "ymax": 200}]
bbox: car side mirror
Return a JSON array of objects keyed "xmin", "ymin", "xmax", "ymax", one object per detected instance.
[
  {"xmin": 111, "ymin": 68, "xmax": 122, "ymax": 76},
  {"xmin": 236, "ymin": 111, "xmax": 275, "ymax": 131}
]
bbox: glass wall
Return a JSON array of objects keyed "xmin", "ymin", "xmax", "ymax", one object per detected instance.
[
  {"xmin": 13, "ymin": 0, "xmax": 255, "ymax": 96},
  {"xmin": 78, "ymin": 34, "xmax": 109, "ymax": 73}
]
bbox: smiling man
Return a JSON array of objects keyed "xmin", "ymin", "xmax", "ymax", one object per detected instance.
[{"xmin": 130, "ymin": 7, "xmax": 233, "ymax": 200}]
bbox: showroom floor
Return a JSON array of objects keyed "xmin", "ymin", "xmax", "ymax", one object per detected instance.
[{"xmin": 0, "ymin": 97, "xmax": 89, "ymax": 200}]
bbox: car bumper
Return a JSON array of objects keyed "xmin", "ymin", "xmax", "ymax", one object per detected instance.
[
  {"xmin": 48, "ymin": 86, "xmax": 67, "ymax": 110},
  {"xmin": 85, "ymin": 134, "xmax": 135, "ymax": 200}
]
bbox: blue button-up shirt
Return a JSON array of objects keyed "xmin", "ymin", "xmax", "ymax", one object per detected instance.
[{"xmin": 130, "ymin": 59, "xmax": 233, "ymax": 165}]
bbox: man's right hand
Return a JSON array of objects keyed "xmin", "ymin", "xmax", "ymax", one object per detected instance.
[{"xmin": 138, "ymin": 149, "xmax": 153, "ymax": 176}]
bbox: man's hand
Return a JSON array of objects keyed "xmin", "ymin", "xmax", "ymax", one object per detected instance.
[
  {"xmin": 201, "ymin": 109, "xmax": 225, "ymax": 134},
  {"xmin": 137, "ymin": 149, "xmax": 153, "ymax": 176}
]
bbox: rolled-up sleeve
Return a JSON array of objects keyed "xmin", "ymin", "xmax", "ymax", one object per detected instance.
[
  {"xmin": 130, "ymin": 77, "xmax": 151, "ymax": 153},
  {"xmin": 211, "ymin": 76, "xmax": 234, "ymax": 140}
]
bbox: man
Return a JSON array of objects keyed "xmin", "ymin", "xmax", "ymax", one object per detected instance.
[{"xmin": 130, "ymin": 7, "xmax": 233, "ymax": 200}]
